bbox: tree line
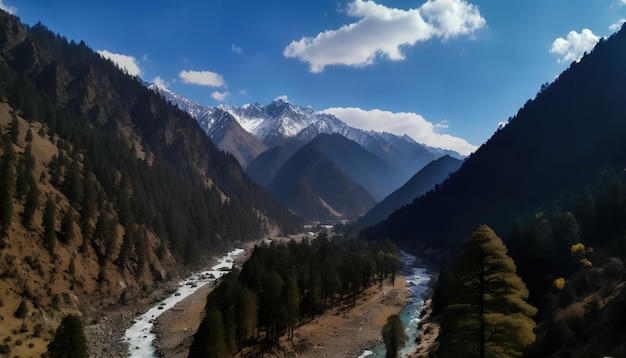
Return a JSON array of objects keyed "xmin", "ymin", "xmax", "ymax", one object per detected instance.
[
  {"xmin": 0, "ymin": 12, "xmax": 303, "ymax": 269},
  {"xmin": 189, "ymin": 233, "xmax": 401, "ymax": 356},
  {"xmin": 432, "ymin": 167, "xmax": 626, "ymax": 357}
]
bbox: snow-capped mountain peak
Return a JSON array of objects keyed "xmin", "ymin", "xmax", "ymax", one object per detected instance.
[{"xmin": 147, "ymin": 83, "xmax": 463, "ymax": 160}]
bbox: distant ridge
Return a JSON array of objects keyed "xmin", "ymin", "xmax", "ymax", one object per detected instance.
[
  {"xmin": 357, "ymin": 155, "xmax": 463, "ymax": 227},
  {"xmin": 266, "ymin": 134, "xmax": 378, "ymax": 221}
]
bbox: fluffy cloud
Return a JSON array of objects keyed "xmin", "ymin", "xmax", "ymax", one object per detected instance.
[
  {"xmin": 549, "ymin": 29, "xmax": 600, "ymax": 63},
  {"xmin": 211, "ymin": 91, "xmax": 230, "ymax": 101},
  {"xmin": 179, "ymin": 70, "xmax": 225, "ymax": 87},
  {"xmin": 97, "ymin": 50, "xmax": 142, "ymax": 77},
  {"xmin": 322, "ymin": 107, "xmax": 477, "ymax": 155},
  {"xmin": 0, "ymin": 1, "xmax": 16, "ymax": 14},
  {"xmin": 610, "ymin": 18, "xmax": 626, "ymax": 32},
  {"xmin": 152, "ymin": 76, "xmax": 170, "ymax": 89},
  {"xmin": 283, "ymin": 0, "xmax": 485, "ymax": 72},
  {"xmin": 274, "ymin": 95, "xmax": 290, "ymax": 102}
]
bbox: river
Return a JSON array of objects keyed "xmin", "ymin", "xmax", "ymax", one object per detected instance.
[
  {"xmin": 358, "ymin": 251, "xmax": 432, "ymax": 358},
  {"xmin": 123, "ymin": 248, "xmax": 245, "ymax": 358},
  {"xmin": 123, "ymin": 248, "xmax": 431, "ymax": 358}
]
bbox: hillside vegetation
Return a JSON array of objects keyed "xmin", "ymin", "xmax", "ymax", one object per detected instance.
[
  {"xmin": 0, "ymin": 10, "xmax": 301, "ymax": 357},
  {"xmin": 361, "ymin": 24, "xmax": 626, "ymax": 357}
]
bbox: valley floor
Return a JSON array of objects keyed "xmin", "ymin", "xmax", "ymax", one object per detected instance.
[
  {"xmin": 154, "ymin": 273, "xmax": 410, "ymax": 358},
  {"xmin": 85, "ymin": 234, "xmax": 414, "ymax": 358},
  {"xmin": 153, "ymin": 235, "xmax": 413, "ymax": 358}
]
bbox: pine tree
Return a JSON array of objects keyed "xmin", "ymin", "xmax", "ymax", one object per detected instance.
[
  {"xmin": 237, "ymin": 286, "xmax": 258, "ymax": 350},
  {"xmin": 62, "ymin": 160, "xmax": 82, "ymax": 205},
  {"xmin": 0, "ymin": 135, "xmax": 16, "ymax": 234},
  {"xmin": 382, "ymin": 314, "xmax": 408, "ymax": 358},
  {"xmin": 438, "ymin": 225, "xmax": 537, "ymax": 358},
  {"xmin": 59, "ymin": 206, "xmax": 76, "ymax": 245},
  {"xmin": 189, "ymin": 308, "xmax": 230, "ymax": 358},
  {"xmin": 42, "ymin": 197, "xmax": 57, "ymax": 254},
  {"xmin": 47, "ymin": 314, "xmax": 88, "ymax": 358},
  {"xmin": 21, "ymin": 176, "xmax": 39, "ymax": 228}
]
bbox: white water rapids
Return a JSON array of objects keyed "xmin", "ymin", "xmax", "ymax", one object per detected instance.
[{"xmin": 123, "ymin": 248, "xmax": 244, "ymax": 358}]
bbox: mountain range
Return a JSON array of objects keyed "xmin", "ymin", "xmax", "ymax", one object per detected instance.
[
  {"xmin": 2, "ymin": 8, "xmax": 626, "ymax": 358},
  {"xmin": 150, "ymin": 85, "xmax": 462, "ymax": 220},
  {"xmin": 0, "ymin": 13, "xmax": 301, "ymax": 357}
]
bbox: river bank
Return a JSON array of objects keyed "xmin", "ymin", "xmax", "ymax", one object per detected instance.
[{"xmin": 154, "ymin": 274, "xmax": 411, "ymax": 358}]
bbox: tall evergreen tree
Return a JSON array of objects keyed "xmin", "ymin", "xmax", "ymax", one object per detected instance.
[
  {"xmin": 0, "ymin": 135, "xmax": 16, "ymax": 234},
  {"xmin": 189, "ymin": 308, "xmax": 230, "ymax": 358},
  {"xmin": 59, "ymin": 206, "xmax": 76, "ymax": 245},
  {"xmin": 237, "ymin": 286, "xmax": 258, "ymax": 350},
  {"xmin": 382, "ymin": 314, "xmax": 408, "ymax": 358},
  {"xmin": 438, "ymin": 225, "xmax": 537, "ymax": 358},
  {"xmin": 47, "ymin": 314, "xmax": 88, "ymax": 358},
  {"xmin": 42, "ymin": 197, "xmax": 57, "ymax": 254}
]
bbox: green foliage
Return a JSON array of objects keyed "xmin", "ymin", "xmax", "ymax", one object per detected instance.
[
  {"xmin": 47, "ymin": 314, "xmax": 89, "ymax": 358},
  {"xmin": 0, "ymin": 10, "xmax": 303, "ymax": 271},
  {"xmin": 18, "ymin": 143, "xmax": 39, "ymax": 227},
  {"xmin": 191, "ymin": 235, "xmax": 400, "ymax": 354},
  {"xmin": 0, "ymin": 135, "xmax": 16, "ymax": 234},
  {"xmin": 42, "ymin": 197, "xmax": 57, "ymax": 254},
  {"xmin": 382, "ymin": 314, "xmax": 407, "ymax": 358},
  {"xmin": 59, "ymin": 207, "xmax": 76, "ymax": 245},
  {"xmin": 438, "ymin": 225, "xmax": 537, "ymax": 358},
  {"xmin": 189, "ymin": 308, "xmax": 230, "ymax": 358}
]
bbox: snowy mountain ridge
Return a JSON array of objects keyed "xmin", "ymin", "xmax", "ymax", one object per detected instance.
[{"xmin": 148, "ymin": 83, "xmax": 437, "ymax": 153}]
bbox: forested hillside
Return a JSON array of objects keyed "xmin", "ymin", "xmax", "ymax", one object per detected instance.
[
  {"xmin": 357, "ymin": 155, "xmax": 462, "ymax": 227},
  {"xmin": 365, "ymin": 24, "xmax": 626, "ymax": 256},
  {"xmin": 362, "ymin": 24, "xmax": 626, "ymax": 358},
  {"xmin": 0, "ymin": 10, "xmax": 301, "ymax": 356}
]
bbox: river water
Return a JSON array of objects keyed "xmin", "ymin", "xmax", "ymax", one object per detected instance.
[
  {"xmin": 123, "ymin": 248, "xmax": 244, "ymax": 358},
  {"xmin": 123, "ymin": 248, "xmax": 430, "ymax": 358},
  {"xmin": 358, "ymin": 251, "xmax": 432, "ymax": 358}
]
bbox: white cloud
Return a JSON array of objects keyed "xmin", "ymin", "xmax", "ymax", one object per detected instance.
[
  {"xmin": 152, "ymin": 76, "xmax": 169, "ymax": 89},
  {"xmin": 322, "ymin": 107, "xmax": 477, "ymax": 155},
  {"xmin": 419, "ymin": 0, "xmax": 486, "ymax": 39},
  {"xmin": 97, "ymin": 50, "xmax": 142, "ymax": 76},
  {"xmin": 283, "ymin": 0, "xmax": 485, "ymax": 72},
  {"xmin": 549, "ymin": 29, "xmax": 600, "ymax": 63},
  {"xmin": 211, "ymin": 91, "xmax": 230, "ymax": 101},
  {"xmin": 274, "ymin": 95, "xmax": 290, "ymax": 102},
  {"xmin": 0, "ymin": 1, "xmax": 16, "ymax": 14},
  {"xmin": 610, "ymin": 18, "xmax": 626, "ymax": 32},
  {"xmin": 179, "ymin": 70, "xmax": 225, "ymax": 87},
  {"xmin": 231, "ymin": 44, "xmax": 243, "ymax": 54}
]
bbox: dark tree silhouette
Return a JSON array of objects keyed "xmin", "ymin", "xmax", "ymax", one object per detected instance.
[
  {"xmin": 382, "ymin": 314, "xmax": 407, "ymax": 358},
  {"xmin": 47, "ymin": 315, "xmax": 88, "ymax": 358}
]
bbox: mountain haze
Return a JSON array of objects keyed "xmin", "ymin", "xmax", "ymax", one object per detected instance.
[
  {"xmin": 358, "ymin": 155, "xmax": 463, "ymax": 227},
  {"xmin": 267, "ymin": 134, "xmax": 377, "ymax": 221}
]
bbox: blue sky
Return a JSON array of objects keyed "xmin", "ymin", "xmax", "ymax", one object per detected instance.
[{"xmin": 3, "ymin": 0, "xmax": 626, "ymax": 154}]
